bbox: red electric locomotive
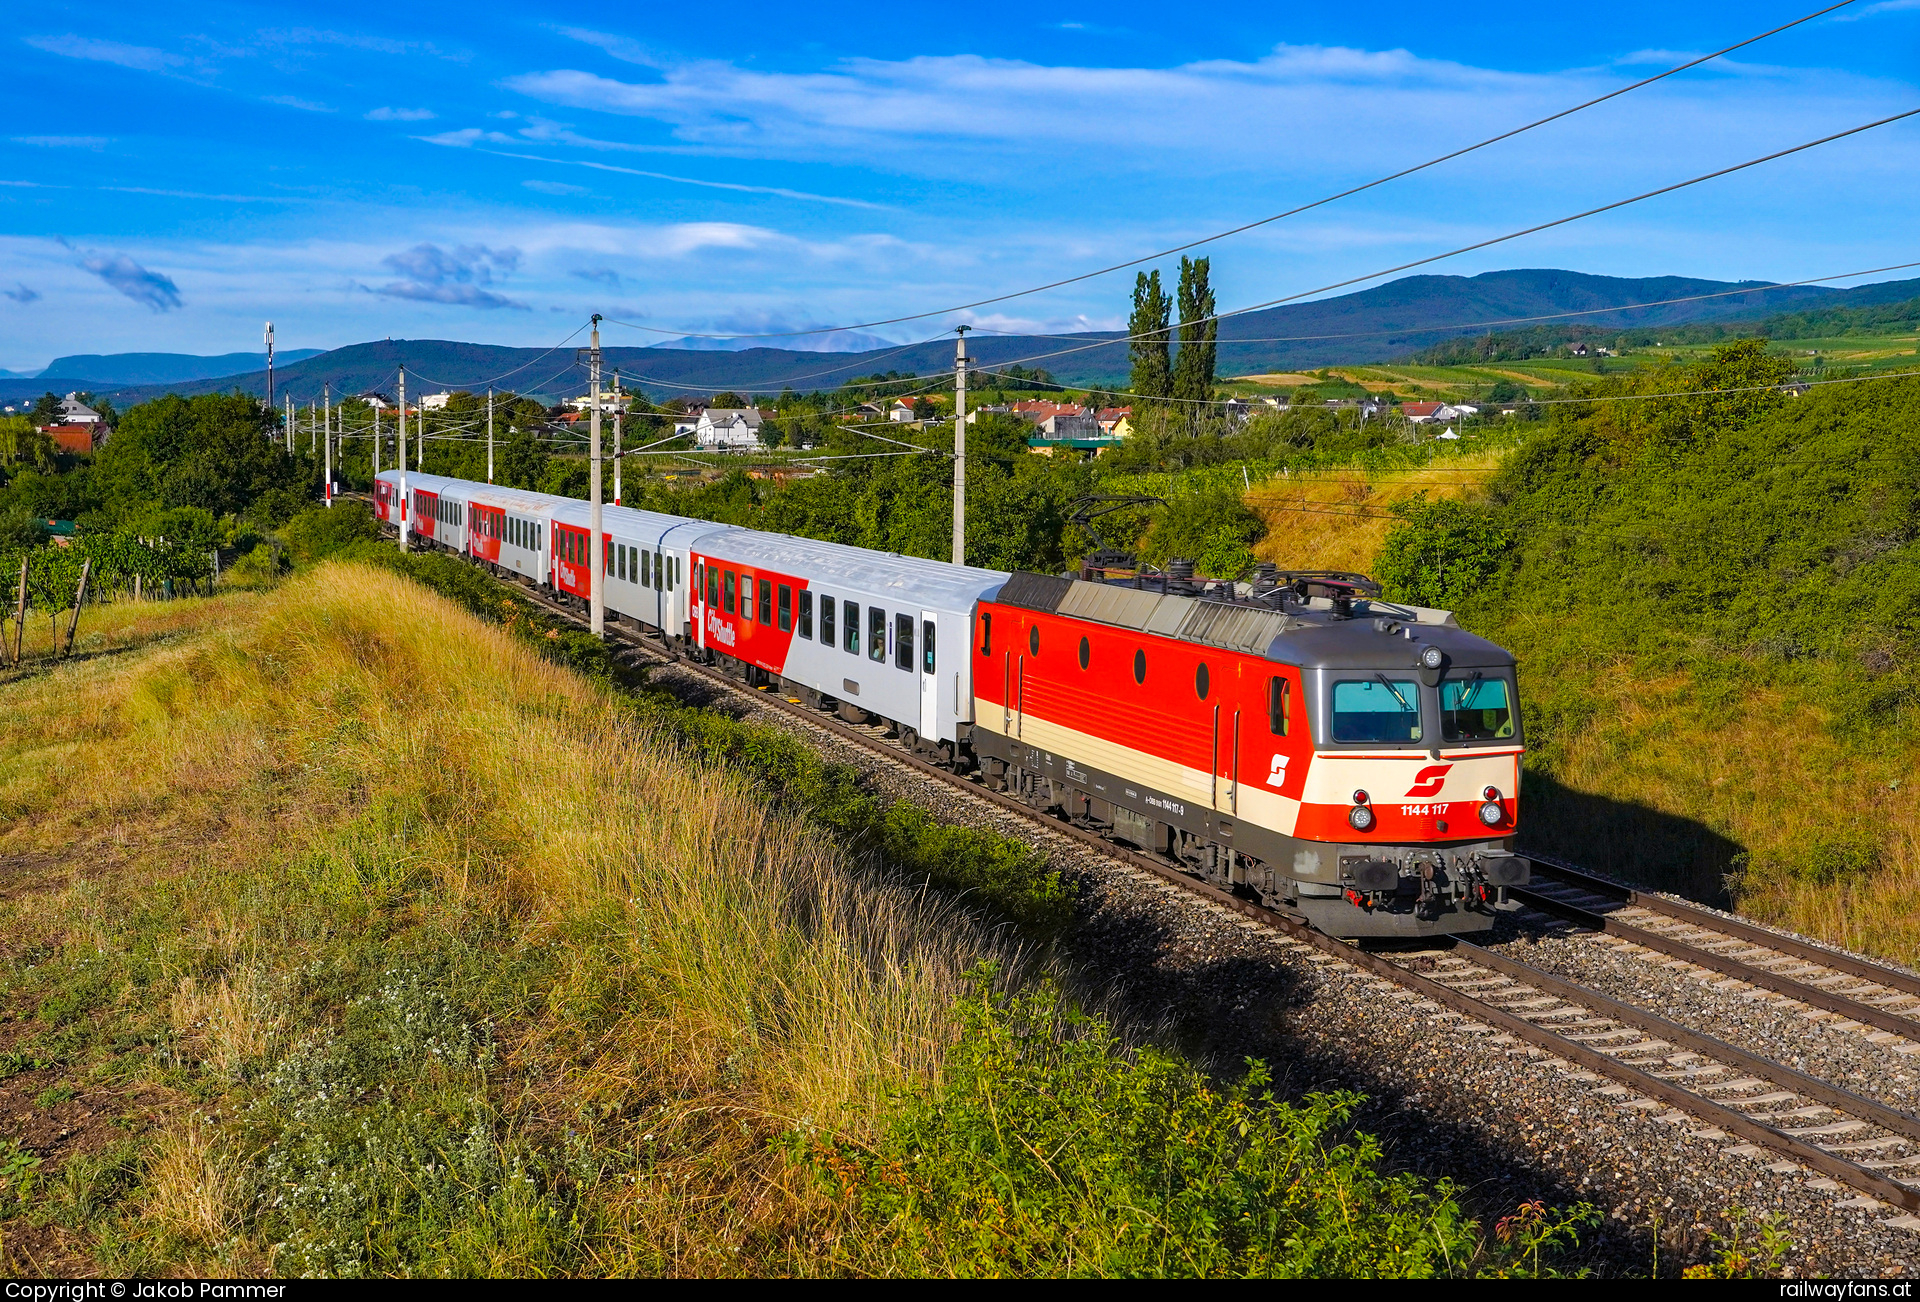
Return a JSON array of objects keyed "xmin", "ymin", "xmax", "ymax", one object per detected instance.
[{"xmin": 969, "ymin": 567, "xmax": 1528, "ymax": 938}]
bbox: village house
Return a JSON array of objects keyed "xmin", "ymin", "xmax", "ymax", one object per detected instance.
[{"xmin": 694, "ymin": 407, "xmax": 765, "ymax": 450}]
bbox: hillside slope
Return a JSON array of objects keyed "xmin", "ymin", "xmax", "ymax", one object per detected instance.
[{"xmin": 19, "ymin": 268, "xmax": 1909, "ymax": 406}]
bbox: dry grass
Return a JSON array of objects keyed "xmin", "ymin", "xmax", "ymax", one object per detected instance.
[
  {"xmin": 0, "ymin": 563, "xmax": 1016, "ymax": 1275},
  {"xmin": 1245, "ymin": 454, "xmax": 1503, "ymax": 576}
]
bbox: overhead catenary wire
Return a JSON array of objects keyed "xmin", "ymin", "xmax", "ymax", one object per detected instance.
[{"xmin": 587, "ymin": 1, "xmax": 1861, "ymax": 342}]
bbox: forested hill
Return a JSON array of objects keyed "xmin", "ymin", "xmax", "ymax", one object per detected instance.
[
  {"xmin": 11, "ymin": 267, "xmax": 1912, "ymax": 406},
  {"xmin": 1411, "ymin": 282, "xmax": 1920, "ymax": 364}
]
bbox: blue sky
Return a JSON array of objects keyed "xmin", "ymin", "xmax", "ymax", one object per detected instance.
[{"xmin": 1, "ymin": 1, "xmax": 1917, "ymax": 370}]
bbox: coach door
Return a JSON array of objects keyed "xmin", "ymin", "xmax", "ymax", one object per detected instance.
[{"xmin": 919, "ymin": 610, "xmax": 939, "ymax": 742}]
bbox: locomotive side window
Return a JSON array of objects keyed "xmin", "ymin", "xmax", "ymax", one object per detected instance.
[
  {"xmin": 1268, "ymin": 676, "xmax": 1290, "ymax": 736},
  {"xmin": 821, "ymin": 596, "xmax": 836, "ymax": 646},
  {"xmin": 1028, "ymin": 625, "xmax": 1040, "ymax": 655},
  {"xmin": 778, "ymin": 585, "xmax": 793, "ymax": 633},
  {"xmin": 1078, "ymin": 636, "xmax": 1089, "ymax": 670},
  {"xmin": 978, "ymin": 613, "xmax": 991, "ymax": 656},
  {"xmin": 1133, "ymin": 649, "xmax": 1146, "ymax": 684},
  {"xmin": 895, "ymin": 613, "xmax": 913, "ymax": 671},
  {"xmin": 868, "ymin": 606, "xmax": 886, "ymax": 662},
  {"xmin": 759, "ymin": 580, "xmax": 773, "ymax": 626},
  {"xmin": 1440, "ymin": 675, "xmax": 1514, "ymax": 741},
  {"xmin": 798, "ymin": 591, "xmax": 813, "ymax": 639},
  {"xmin": 1331, "ymin": 679, "xmax": 1423, "ymax": 744},
  {"xmin": 923, "ymin": 620, "xmax": 936, "ymax": 673},
  {"xmin": 1195, "ymin": 663, "xmax": 1210, "ymax": 700},
  {"xmin": 844, "ymin": 603, "xmax": 860, "ymax": 654}
]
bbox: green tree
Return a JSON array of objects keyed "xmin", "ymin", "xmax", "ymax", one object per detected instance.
[
  {"xmin": 0, "ymin": 416, "xmax": 57, "ymax": 478},
  {"xmin": 1128, "ymin": 271, "xmax": 1171, "ymax": 402},
  {"xmin": 497, "ymin": 425, "xmax": 550, "ymax": 490},
  {"xmin": 1374, "ymin": 495, "xmax": 1513, "ymax": 610},
  {"xmin": 1171, "ymin": 256, "xmax": 1217, "ymax": 404},
  {"xmin": 709, "ymin": 391, "xmax": 747, "ymax": 408}
]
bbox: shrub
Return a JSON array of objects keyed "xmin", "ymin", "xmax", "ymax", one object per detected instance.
[
  {"xmin": 1374, "ymin": 495, "xmax": 1512, "ymax": 609},
  {"xmin": 804, "ymin": 975, "xmax": 1592, "ymax": 1278}
]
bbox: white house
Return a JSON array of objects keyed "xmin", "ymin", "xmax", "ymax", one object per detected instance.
[
  {"xmin": 694, "ymin": 407, "xmax": 765, "ymax": 450},
  {"xmin": 889, "ymin": 400, "xmax": 917, "ymax": 423},
  {"xmin": 420, "ymin": 392, "xmax": 453, "ymax": 411},
  {"xmin": 57, "ymin": 394, "xmax": 103, "ymax": 425}
]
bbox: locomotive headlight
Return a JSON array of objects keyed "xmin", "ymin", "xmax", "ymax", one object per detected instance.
[
  {"xmin": 1348, "ymin": 804, "xmax": 1377, "ymax": 832},
  {"xmin": 1420, "ymin": 645, "xmax": 1444, "ymax": 670},
  {"xmin": 1478, "ymin": 801, "xmax": 1504, "ymax": 827}
]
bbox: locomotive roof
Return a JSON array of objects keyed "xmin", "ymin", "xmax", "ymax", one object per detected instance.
[
  {"xmin": 701, "ymin": 530, "xmax": 1009, "ymax": 608},
  {"xmin": 994, "ymin": 572, "xmax": 1513, "ymax": 670}
]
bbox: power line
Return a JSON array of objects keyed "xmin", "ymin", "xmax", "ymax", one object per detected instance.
[
  {"xmin": 969, "ymin": 108, "xmax": 1920, "ymax": 383},
  {"xmin": 585, "ymin": 2, "xmax": 1858, "ymax": 342}
]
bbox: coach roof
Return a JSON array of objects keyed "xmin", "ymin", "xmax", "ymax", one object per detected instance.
[{"xmin": 699, "ymin": 530, "xmax": 1009, "ymax": 609}]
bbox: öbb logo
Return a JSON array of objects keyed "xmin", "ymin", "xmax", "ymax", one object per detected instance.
[{"xmin": 1404, "ymin": 764, "xmax": 1452, "ymax": 798}]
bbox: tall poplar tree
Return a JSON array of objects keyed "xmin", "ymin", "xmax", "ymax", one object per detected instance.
[
  {"xmin": 1128, "ymin": 270, "xmax": 1172, "ymax": 401},
  {"xmin": 1172, "ymin": 256, "xmax": 1218, "ymax": 404}
]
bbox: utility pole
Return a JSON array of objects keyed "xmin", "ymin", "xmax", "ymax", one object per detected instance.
[
  {"xmin": 264, "ymin": 322, "xmax": 275, "ymax": 414},
  {"xmin": 589, "ymin": 314, "xmax": 605, "ymax": 637},
  {"xmin": 952, "ymin": 324, "xmax": 971, "ymax": 565},
  {"xmin": 611, "ymin": 369, "xmax": 622, "ymax": 506},
  {"xmin": 323, "ymin": 384, "xmax": 333, "ymax": 507},
  {"xmin": 486, "ymin": 387, "xmax": 495, "ymax": 484},
  {"xmin": 372, "ymin": 402, "xmax": 380, "ymax": 478},
  {"xmin": 284, "ymin": 394, "xmax": 293, "ymax": 453},
  {"xmin": 309, "ymin": 401, "xmax": 316, "ymax": 457},
  {"xmin": 398, "ymin": 367, "xmax": 408, "ymax": 553}
]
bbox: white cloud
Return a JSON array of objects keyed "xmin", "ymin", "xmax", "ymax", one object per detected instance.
[
  {"xmin": 264, "ymin": 95, "xmax": 335, "ymax": 113},
  {"xmin": 525, "ymin": 179, "xmax": 589, "ymax": 195},
  {"xmin": 23, "ymin": 34, "xmax": 181, "ymax": 72},
  {"xmin": 366, "ymin": 107, "xmax": 435, "ymax": 122},
  {"xmin": 505, "ymin": 40, "xmax": 1913, "ymax": 194},
  {"xmin": 11, "ymin": 136, "xmax": 108, "ymax": 149}
]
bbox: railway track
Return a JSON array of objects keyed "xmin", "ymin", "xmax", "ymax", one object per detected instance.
[{"xmin": 395, "ymin": 534, "xmax": 1920, "ymax": 1229}]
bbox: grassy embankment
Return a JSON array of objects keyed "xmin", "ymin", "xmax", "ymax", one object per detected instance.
[
  {"xmin": 1262, "ymin": 348, "xmax": 1920, "ymax": 965},
  {"xmin": 0, "ymin": 559, "xmax": 1584, "ymax": 1277}
]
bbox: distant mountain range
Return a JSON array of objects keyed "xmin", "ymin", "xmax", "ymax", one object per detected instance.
[
  {"xmin": 2, "ymin": 349, "xmax": 325, "ymax": 389},
  {"xmin": 3, "ymin": 269, "xmax": 1913, "ymax": 408}
]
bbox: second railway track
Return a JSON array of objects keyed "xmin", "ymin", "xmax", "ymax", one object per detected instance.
[{"xmin": 395, "ymin": 533, "xmax": 1920, "ymax": 1234}]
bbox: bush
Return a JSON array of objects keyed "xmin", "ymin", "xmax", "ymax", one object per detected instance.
[
  {"xmin": 222, "ymin": 542, "xmax": 287, "ymax": 588},
  {"xmin": 281, "ymin": 502, "xmax": 381, "ymax": 565},
  {"xmin": 1374, "ymin": 495, "xmax": 1512, "ymax": 609},
  {"xmin": 804, "ymin": 975, "xmax": 1593, "ymax": 1278}
]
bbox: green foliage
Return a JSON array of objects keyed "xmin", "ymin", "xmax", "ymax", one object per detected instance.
[
  {"xmin": 1682, "ymin": 1206, "xmax": 1793, "ymax": 1279},
  {"xmin": 1140, "ymin": 486, "xmax": 1263, "ymax": 578},
  {"xmin": 281, "ymin": 501, "xmax": 380, "ymax": 566},
  {"xmin": 0, "ymin": 415, "xmax": 57, "ymax": 479},
  {"xmin": 805, "ymin": 975, "xmax": 1592, "ymax": 1278},
  {"xmin": 1172, "ymin": 256, "xmax": 1217, "ymax": 404},
  {"xmin": 1129, "ymin": 270, "xmax": 1172, "ymax": 401},
  {"xmin": 92, "ymin": 391, "xmax": 308, "ymax": 524},
  {"xmin": 1374, "ymin": 495, "xmax": 1513, "ymax": 609}
]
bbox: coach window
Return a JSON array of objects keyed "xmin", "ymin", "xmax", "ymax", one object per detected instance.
[
  {"xmin": 1195, "ymin": 663, "xmax": 1210, "ymax": 700},
  {"xmin": 743, "ymin": 576, "xmax": 756, "ymax": 622},
  {"xmin": 778, "ymin": 585, "xmax": 793, "ymax": 632},
  {"xmin": 1078, "ymin": 636, "xmax": 1089, "ymax": 670},
  {"xmin": 1028, "ymin": 625, "xmax": 1040, "ymax": 656},
  {"xmin": 606, "ymin": 542, "xmax": 615, "ymax": 576},
  {"xmin": 820, "ymin": 596, "xmax": 835, "ymax": 646},
  {"xmin": 798, "ymin": 591, "xmax": 813, "ymax": 639},
  {"xmin": 845, "ymin": 603, "xmax": 862, "ymax": 654},
  {"xmin": 759, "ymin": 580, "xmax": 773, "ymax": 626},
  {"xmin": 978, "ymin": 613, "xmax": 991, "ymax": 656},
  {"xmin": 723, "ymin": 571, "xmax": 737, "ymax": 614},
  {"xmin": 535, "ymin": 526, "xmax": 541, "ymax": 552},
  {"xmin": 923, "ymin": 620, "xmax": 936, "ymax": 674},
  {"xmin": 1268, "ymin": 677, "xmax": 1291, "ymax": 736},
  {"xmin": 895, "ymin": 613, "xmax": 913, "ymax": 671},
  {"xmin": 869, "ymin": 607, "xmax": 887, "ymax": 662},
  {"xmin": 1133, "ymin": 648, "xmax": 1146, "ymax": 685}
]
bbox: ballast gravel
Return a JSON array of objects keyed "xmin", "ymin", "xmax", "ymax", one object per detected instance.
[{"xmin": 628, "ymin": 648, "xmax": 1917, "ymax": 1277}]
